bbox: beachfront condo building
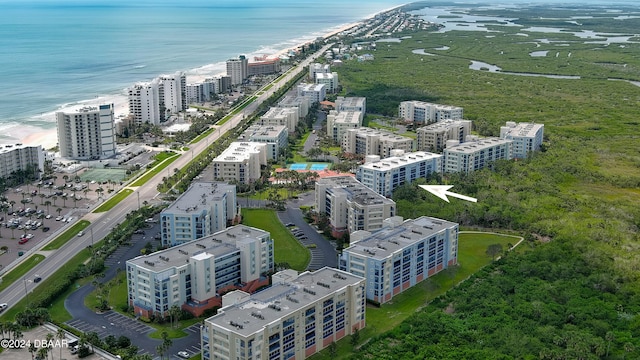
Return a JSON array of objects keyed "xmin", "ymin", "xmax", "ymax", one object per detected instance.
[
  {"xmin": 327, "ymin": 110, "xmax": 363, "ymax": 143},
  {"xmin": 248, "ymin": 58, "xmax": 281, "ymax": 76},
  {"xmin": 160, "ymin": 182, "xmax": 238, "ymax": 247},
  {"xmin": 257, "ymin": 107, "xmax": 300, "ymax": 133},
  {"xmin": 339, "ymin": 216, "xmax": 458, "ymax": 304},
  {"xmin": 238, "ymin": 125, "xmax": 288, "ymax": 160},
  {"xmin": 315, "ymin": 176, "xmax": 396, "ymax": 236},
  {"xmin": 128, "ymin": 82, "xmax": 160, "ymax": 125},
  {"xmin": 398, "ymin": 101, "xmax": 463, "ymax": 124},
  {"xmin": 128, "ymin": 72, "xmax": 186, "ymax": 125},
  {"xmin": 309, "ymin": 62, "xmax": 331, "ymax": 80},
  {"xmin": 158, "ymin": 72, "xmax": 187, "ymax": 119},
  {"xmin": 297, "ymin": 83, "xmax": 327, "ymax": 104},
  {"xmin": 56, "ymin": 104, "xmax": 117, "ymax": 160},
  {"xmin": 443, "ymin": 137, "xmax": 513, "ymax": 174},
  {"xmin": 227, "ymin": 55, "xmax": 249, "ymax": 86},
  {"xmin": 212, "ymin": 142, "xmax": 268, "ymax": 184},
  {"xmin": 127, "ymin": 224, "xmax": 273, "ymax": 318},
  {"xmin": 342, "ymin": 127, "xmax": 415, "ymax": 158},
  {"xmin": 202, "ymin": 267, "xmax": 366, "ymax": 360},
  {"xmin": 0, "ymin": 144, "xmax": 44, "ymax": 180},
  {"xmin": 205, "ymin": 76, "xmax": 232, "ymax": 94},
  {"xmin": 356, "ymin": 151, "xmax": 443, "ymax": 197},
  {"xmin": 315, "ymin": 72, "xmax": 339, "ymax": 93},
  {"xmin": 499, "ymin": 121, "xmax": 545, "ymax": 159},
  {"xmin": 416, "ymin": 119, "xmax": 473, "ymax": 152},
  {"xmin": 335, "ymin": 96, "xmax": 367, "ymax": 113},
  {"xmin": 277, "ymin": 94, "xmax": 311, "ymax": 119}
]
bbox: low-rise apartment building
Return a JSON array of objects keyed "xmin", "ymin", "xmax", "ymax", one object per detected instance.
[
  {"xmin": 160, "ymin": 182, "xmax": 238, "ymax": 247},
  {"xmin": 327, "ymin": 110, "xmax": 363, "ymax": 143},
  {"xmin": 339, "ymin": 216, "xmax": 458, "ymax": 304},
  {"xmin": 202, "ymin": 267, "xmax": 366, "ymax": 360},
  {"xmin": 213, "ymin": 142, "xmax": 268, "ymax": 184},
  {"xmin": 335, "ymin": 96, "xmax": 366, "ymax": 113},
  {"xmin": 342, "ymin": 127, "xmax": 414, "ymax": 158},
  {"xmin": 257, "ymin": 107, "xmax": 300, "ymax": 133},
  {"xmin": 309, "ymin": 62, "xmax": 331, "ymax": 80},
  {"xmin": 0, "ymin": 144, "xmax": 44, "ymax": 180},
  {"xmin": 443, "ymin": 137, "xmax": 513, "ymax": 174},
  {"xmin": 277, "ymin": 95, "xmax": 311, "ymax": 119},
  {"xmin": 315, "ymin": 72, "xmax": 339, "ymax": 93},
  {"xmin": 297, "ymin": 83, "xmax": 327, "ymax": 104},
  {"xmin": 238, "ymin": 125, "xmax": 288, "ymax": 160},
  {"xmin": 398, "ymin": 101, "xmax": 463, "ymax": 124},
  {"xmin": 127, "ymin": 225, "xmax": 273, "ymax": 318},
  {"xmin": 315, "ymin": 176, "xmax": 395, "ymax": 236},
  {"xmin": 356, "ymin": 151, "xmax": 443, "ymax": 197},
  {"xmin": 416, "ymin": 119, "xmax": 472, "ymax": 152},
  {"xmin": 499, "ymin": 121, "xmax": 544, "ymax": 159}
]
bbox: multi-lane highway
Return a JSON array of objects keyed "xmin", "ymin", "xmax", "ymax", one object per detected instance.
[{"xmin": 0, "ymin": 43, "xmax": 333, "ymax": 311}]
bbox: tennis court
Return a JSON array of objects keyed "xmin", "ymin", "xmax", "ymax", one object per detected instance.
[
  {"xmin": 289, "ymin": 163, "xmax": 307, "ymax": 170},
  {"xmin": 79, "ymin": 168, "xmax": 127, "ymax": 183}
]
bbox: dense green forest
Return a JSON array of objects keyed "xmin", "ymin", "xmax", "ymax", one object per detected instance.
[{"xmin": 336, "ymin": 3, "xmax": 640, "ymax": 359}]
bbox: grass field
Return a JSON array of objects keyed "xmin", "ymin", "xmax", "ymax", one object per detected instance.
[
  {"xmin": 190, "ymin": 127, "xmax": 215, "ymax": 144},
  {"xmin": 241, "ymin": 209, "xmax": 310, "ymax": 271},
  {"xmin": 42, "ymin": 220, "xmax": 91, "ymax": 250},
  {"xmin": 93, "ymin": 189, "xmax": 134, "ymax": 213},
  {"xmin": 0, "ymin": 254, "xmax": 46, "ymax": 293},
  {"xmin": 310, "ymin": 231, "xmax": 519, "ymax": 359},
  {"xmin": 130, "ymin": 154, "xmax": 180, "ymax": 187}
]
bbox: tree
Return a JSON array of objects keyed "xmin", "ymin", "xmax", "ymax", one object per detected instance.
[
  {"xmin": 56, "ymin": 328, "xmax": 66, "ymax": 360},
  {"xmin": 169, "ymin": 305, "xmax": 182, "ymax": 329},
  {"xmin": 485, "ymin": 243, "xmax": 503, "ymax": 261},
  {"xmin": 351, "ymin": 327, "xmax": 360, "ymax": 347},
  {"xmin": 45, "ymin": 332, "xmax": 54, "ymax": 360},
  {"xmin": 329, "ymin": 341, "xmax": 337, "ymax": 357}
]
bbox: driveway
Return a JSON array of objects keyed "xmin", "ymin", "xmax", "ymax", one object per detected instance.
[
  {"xmin": 302, "ymin": 109, "xmax": 326, "ymax": 154},
  {"xmin": 277, "ymin": 207, "xmax": 337, "ymax": 270}
]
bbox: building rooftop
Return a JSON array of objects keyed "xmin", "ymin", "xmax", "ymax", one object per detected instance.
[
  {"xmin": 214, "ymin": 142, "xmax": 265, "ymax": 163},
  {"xmin": 417, "ymin": 119, "xmax": 472, "ymax": 133},
  {"xmin": 0, "ymin": 143, "xmax": 42, "ymax": 155},
  {"xmin": 358, "ymin": 151, "xmax": 442, "ymax": 171},
  {"xmin": 445, "ymin": 137, "xmax": 512, "ymax": 155},
  {"xmin": 319, "ymin": 176, "xmax": 394, "ymax": 206},
  {"xmin": 346, "ymin": 127, "xmax": 413, "ymax": 142},
  {"xmin": 402, "ymin": 101, "xmax": 462, "ymax": 111},
  {"xmin": 336, "ymin": 96, "xmax": 366, "ymax": 109},
  {"xmin": 162, "ymin": 182, "xmax": 235, "ymax": 215},
  {"xmin": 261, "ymin": 107, "xmax": 297, "ymax": 119},
  {"xmin": 240, "ymin": 125, "xmax": 287, "ymax": 140},
  {"xmin": 345, "ymin": 216, "xmax": 458, "ymax": 260},
  {"xmin": 332, "ymin": 111, "xmax": 362, "ymax": 125},
  {"xmin": 206, "ymin": 267, "xmax": 363, "ymax": 336},
  {"xmin": 127, "ymin": 225, "xmax": 269, "ymax": 271},
  {"xmin": 501, "ymin": 122, "xmax": 544, "ymax": 138}
]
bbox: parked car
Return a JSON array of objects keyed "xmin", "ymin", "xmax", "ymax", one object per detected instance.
[
  {"xmin": 42, "ymin": 227, "xmax": 50, "ymax": 232},
  {"xmin": 177, "ymin": 351, "xmax": 190, "ymax": 359},
  {"xmin": 18, "ymin": 238, "xmax": 28, "ymax": 244},
  {"xmin": 285, "ymin": 223, "xmax": 295, "ymax": 227},
  {"xmin": 55, "ymin": 216, "xmax": 63, "ymax": 221}
]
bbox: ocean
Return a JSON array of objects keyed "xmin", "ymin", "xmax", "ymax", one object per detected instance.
[{"xmin": 0, "ymin": 0, "xmax": 402, "ymax": 144}]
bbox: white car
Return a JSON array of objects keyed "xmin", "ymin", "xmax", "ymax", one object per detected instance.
[
  {"xmin": 0, "ymin": 303, "xmax": 8, "ymax": 312},
  {"xmin": 177, "ymin": 351, "xmax": 190, "ymax": 359},
  {"xmin": 77, "ymin": 231, "xmax": 84, "ymax": 237},
  {"xmin": 45, "ymin": 214, "xmax": 52, "ymax": 219}
]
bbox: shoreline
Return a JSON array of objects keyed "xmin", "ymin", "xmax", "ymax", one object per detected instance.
[{"xmin": 8, "ymin": 6, "xmax": 399, "ymax": 151}]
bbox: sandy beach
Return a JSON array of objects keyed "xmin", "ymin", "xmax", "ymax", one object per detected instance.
[{"xmin": 9, "ymin": 17, "xmax": 368, "ymax": 151}]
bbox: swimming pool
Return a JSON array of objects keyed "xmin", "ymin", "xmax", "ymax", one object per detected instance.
[{"xmin": 309, "ymin": 164, "xmax": 329, "ymax": 171}]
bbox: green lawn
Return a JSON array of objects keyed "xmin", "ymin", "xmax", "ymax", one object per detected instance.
[
  {"xmin": 190, "ymin": 127, "xmax": 215, "ymax": 144},
  {"xmin": 310, "ymin": 231, "xmax": 518, "ymax": 359},
  {"xmin": 0, "ymin": 254, "xmax": 46, "ymax": 293},
  {"xmin": 130, "ymin": 154, "xmax": 180, "ymax": 187},
  {"xmin": 241, "ymin": 209, "xmax": 310, "ymax": 271},
  {"xmin": 42, "ymin": 220, "xmax": 91, "ymax": 250},
  {"xmin": 93, "ymin": 189, "xmax": 134, "ymax": 213}
]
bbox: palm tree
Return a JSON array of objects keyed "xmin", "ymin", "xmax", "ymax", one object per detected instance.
[
  {"xmin": 56, "ymin": 208, "xmax": 62, "ymax": 218},
  {"xmin": 51, "ymin": 196, "xmax": 57, "ymax": 207},
  {"xmin": 45, "ymin": 332, "xmax": 54, "ymax": 360},
  {"xmin": 61, "ymin": 195, "xmax": 67, "ymax": 208},
  {"xmin": 44, "ymin": 200, "xmax": 52, "ymax": 214},
  {"xmin": 9, "ymin": 200, "xmax": 15, "ymax": 213},
  {"xmin": 39, "ymin": 193, "xmax": 45, "ymax": 205},
  {"xmin": 36, "ymin": 346, "xmax": 48, "ymax": 360},
  {"xmin": 28, "ymin": 342, "xmax": 37, "ymax": 360},
  {"xmin": 62, "ymin": 175, "xmax": 69, "ymax": 184},
  {"xmin": 83, "ymin": 188, "xmax": 90, "ymax": 199},
  {"xmin": 56, "ymin": 328, "xmax": 65, "ymax": 360}
]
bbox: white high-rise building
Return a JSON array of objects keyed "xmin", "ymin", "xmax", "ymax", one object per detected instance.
[
  {"xmin": 128, "ymin": 82, "xmax": 160, "ymax": 125},
  {"xmin": 56, "ymin": 104, "xmax": 117, "ymax": 160},
  {"xmin": 227, "ymin": 55, "xmax": 248, "ymax": 86},
  {"xmin": 315, "ymin": 72, "xmax": 339, "ymax": 93},
  {"xmin": 309, "ymin": 62, "xmax": 331, "ymax": 80},
  {"xmin": 158, "ymin": 72, "xmax": 187, "ymax": 120},
  {"xmin": 257, "ymin": 107, "xmax": 300, "ymax": 133},
  {"xmin": 0, "ymin": 144, "xmax": 44, "ymax": 180},
  {"xmin": 297, "ymin": 83, "xmax": 327, "ymax": 104}
]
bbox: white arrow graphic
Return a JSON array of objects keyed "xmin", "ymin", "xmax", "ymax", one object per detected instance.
[{"xmin": 419, "ymin": 185, "xmax": 478, "ymax": 203}]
